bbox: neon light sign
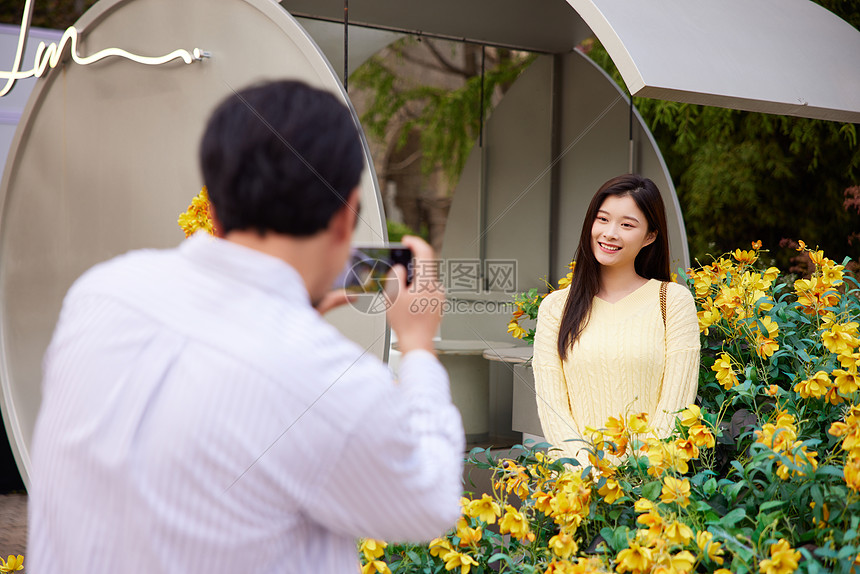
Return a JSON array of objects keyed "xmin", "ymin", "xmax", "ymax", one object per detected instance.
[{"xmin": 0, "ymin": 0, "xmax": 209, "ymax": 97}]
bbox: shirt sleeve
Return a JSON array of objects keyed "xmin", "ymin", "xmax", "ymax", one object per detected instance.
[
  {"xmin": 532, "ymin": 290, "xmax": 589, "ymax": 467},
  {"xmin": 305, "ymin": 349, "xmax": 465, "ymax": 542},
  {"xmin": 651, "ymin": 283, "xmax": 701, "ymax": 437}
]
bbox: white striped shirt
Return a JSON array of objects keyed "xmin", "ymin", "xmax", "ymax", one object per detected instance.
[{"xmin": 28, "ymin": 233, "xmax": 465, "ymax": 573}]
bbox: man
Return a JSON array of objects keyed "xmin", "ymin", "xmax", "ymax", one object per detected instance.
[{"xmin": 28, "ymin": 80, "xmax": 465, "ymax": 573}]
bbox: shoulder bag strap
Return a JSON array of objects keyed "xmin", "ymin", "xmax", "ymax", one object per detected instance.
[
  {"xmin": 657, "ymin": 281, "xmax": 669, "ymax": 399},
  {"xmin": 660, "ymin": 281, "xmax": 668, "ymax": 329}
]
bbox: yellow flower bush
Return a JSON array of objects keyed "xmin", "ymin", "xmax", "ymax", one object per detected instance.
[
  {"xmin": 363, "ymin": 242, "xmax": 860, "ymax": 574},
  {"xmin": 508, "ymin": 261, "xmax": 575, "ymax": 344}
]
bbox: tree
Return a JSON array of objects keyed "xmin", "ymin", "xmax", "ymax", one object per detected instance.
[{"xmin": 351, "ymin": 38, "xmax": 533, "ymax": 186}]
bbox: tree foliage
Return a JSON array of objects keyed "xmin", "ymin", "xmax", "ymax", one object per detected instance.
[{"xmin": 350, "ymin": 38, "xmax": 535, "ymax": 185}]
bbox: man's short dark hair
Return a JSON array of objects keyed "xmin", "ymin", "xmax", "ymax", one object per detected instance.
[{"xmin": 200, "ymin": 80, "xmax": 364, "ymax": 236}]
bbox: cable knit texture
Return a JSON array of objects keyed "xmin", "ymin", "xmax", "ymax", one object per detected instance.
[{"xmin": 532, "ymin": 279, "xmax": 700, "ymax": 467}]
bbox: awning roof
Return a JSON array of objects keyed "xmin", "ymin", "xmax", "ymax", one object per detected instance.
[
  {"xmin": 570, "ymin": 0, "xmax": 860, "ymax": 123},
  {"xmin": 281, "ymin": 0, "xmax": 860, "ymax": 123},
  {"xmin": 280, "ymin": 0, "xmax": 593, "ymax": 53}
]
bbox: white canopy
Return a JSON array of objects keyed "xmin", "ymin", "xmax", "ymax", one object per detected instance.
[{"xmin": 570, "ymin": 0, "xmax": 860, "ymax": 123}]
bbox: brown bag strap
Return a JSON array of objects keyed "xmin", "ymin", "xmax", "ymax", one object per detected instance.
[
  {"xmin": 660, "ymin": 281, "xmax": 668, "ymax": 328},
  {"xmin": 657, "ymin": 281, "xmax": 669, "ymax": 398}
]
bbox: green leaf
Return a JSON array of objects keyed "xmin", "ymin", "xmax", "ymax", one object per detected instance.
[
  {"xmin": 704, "ymin": 477, "xmax": 717, "ymax": 496},
  {"xmin": 641, "ymin": 480, "xmax": 662, "ymax": 501},
  {"xmin": 758, "ymin": 501, "xmax": 786, "ymax": 513},
  {"xmin": 719, "ymin": 508, "xmax": 747, "ymax": 528}
]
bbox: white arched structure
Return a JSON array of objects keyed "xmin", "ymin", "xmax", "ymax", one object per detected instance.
[{"xmin": 0, "ymin": 0, "xmax": 387, "ymax": 486}]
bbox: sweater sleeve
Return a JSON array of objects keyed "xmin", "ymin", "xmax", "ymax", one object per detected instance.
[
  {"xmin": 651, "ymin": 283, "xmax": 701, "ymax": 437},
  {"xmin": 532, "ymin": 289, "xmax": 589, "ymax": 466}
]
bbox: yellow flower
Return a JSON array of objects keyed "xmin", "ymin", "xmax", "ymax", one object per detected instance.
[
  {"xmin": 688, "ymin": 424, "xmax": 716, "ymax": 449},
  {"xmin": 711, "ymin": 353, "xmax": 739, "ymax": 390},
  {"xmin": 549, "ymin": 481, "xmax": 591, "ymax": 530},
  {"xmin": 733, "ymin": 248, "xmax": 758, "ymax": 265},
  {"xmin": 637, "ymin": 509, "xmax": 664, "ymax": 534},
  {"xmin": 558, "ymin": 271, "xmax": 574, "ymax": 290},
  {"xmin": 833, "ymin": 367, "xmax": 860, "ymax": 396},
  {"xmin": 697, "ymin": 306, "xmax": 721, "ymax": 335},
  {"xmin": 794, "ymin": 371, "xmax": 831, "ymax": 399},
  {"xmin": 809, "ymin": 250, "xmax": 826, "ymax": 266},
  {"xmin": 692, "ymin": 272, "xmax": 713, "ymax": 298},
  {"xmin": 759, "ymin": 538, "xmax": 801, "ymax": 574},
  {"xmin": 533, "ymin": 490, "xmax": 554, "ymax": 515},
  {"xmin": 660, "ymin": 476, "xmax": 691, "ymax": 508},
  {"xmin": 823, "ymin": 322, "xmax": 860, "ymax": 355},
  {"xmin": 763, "ymin": 266, "xmax": 780, "ymax": 283},
  {"xmin": 663, "ymin": 521, "xmax": 693, "ymax": 546},
  {"xmin": 664, "ymin": 442, "xmax": 691, "ymax": 474},
  {"xmin": 839, "ymin": 351, "xmax": 860, "ymax": 369},
  {"xmin": 628, "ymin": 413, "xmax": 652, "ymax": 434},
  {"xmin": 821, "ymin": 264, "xmax": 844, "ymax": 285},
  {"xmin": 637, "ymin": 515, "xmax": 664, "ymax": 546},
  {"xmin": 845, "ymin": 454, "xmax": 860, "ymax": 493},
  {"xmin": 465, "ymin": 493, "xmax": 501, "ymax": 524},
  {"xmin": 616, "ymin": 540, "xmax": 653, "ymax": 574},
  {"xmin": 361, "ymin": 560, "xmax": 391, "ymax": 574},
  {"xmin": 178, "ymin": 186, "xmax": 215, "ymax": 237},
  {"xmin": 756, "ymin": 316, "xmax": 779, "ymax": 339},
  {"xmin": 454, "ymin": 517, "xmax": 482, "ymax": 547},
  {"xmin": 360, "ymin": 539, "xmax": 387, "ymax": 561},
  {"xmin": 444, "ymin": 551, "xmax": 479, "ymax": 574},
  {"xmin": 499, "ymin": 505, "xmax": 531, "ymax": 541},
  {"xmin": 696, "ymin": 531, "xmax": 725, "ymax": 565},
  {"xmin": 603, "ymin": 415, "xmax": 628, "ymax": 456},
  {"xmin": 642, "ymin": 440, "xmax": 670, "ymax": 477},
  {"xmin": 598, "ymin": 478, "xmax": 624, "ymax": 504},
  {"xmin": 714, "ymin": 285, "xmax": 744, "ymax": 319},
  {"xmin": 498, "ymin": 460, "xmax": 530, "ymax": 498},
  {"xmin": 756, "ymin": 335, "xmax": 779, "ymax": 359},
  {"xmin": 0, "ymin": 556, "xmax": 23, "ymax": 573},
  {"xmin": 543, "ymin": 560, "xmax": 573, "ymax": 574},
  {"xmin": 659, "ymin": 550, "xmax": 696, "ymax": 574},
  {"xmin": 548, "ymin": 530, "xmax": 578, "ymax": 559},
  {"xmin": 634, "ymin": 497, "xmax": 656, "ymax": 513},
  {"xmin": 507, "ymin": 319, "xmax": 528, "ymax": 339},
  {"xmin": 429, "ymin": 537, "xmax": 456, "ymax": 560},
  {"xmin": 678, "ymin": 405, "xmax": 701, "ymax": 427}
]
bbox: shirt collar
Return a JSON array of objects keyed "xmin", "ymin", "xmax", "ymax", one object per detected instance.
[{"xmin": 178, "ymin": 232, "xmax": 311, "ymax": 306}]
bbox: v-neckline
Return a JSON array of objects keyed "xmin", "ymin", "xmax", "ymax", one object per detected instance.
[{"xmin": 594, "ymin": 278, "xmax": 657, "ymax": 305}]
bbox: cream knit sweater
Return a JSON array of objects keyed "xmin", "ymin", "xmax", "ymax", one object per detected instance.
[{"xmin": 532, "ymin": 279, "xmax": 700, "ymax": 467}]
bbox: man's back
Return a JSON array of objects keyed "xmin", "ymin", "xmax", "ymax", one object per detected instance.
[{"xmin": 29, "ymin": 235, "xmax": 464, "ymax": 573}]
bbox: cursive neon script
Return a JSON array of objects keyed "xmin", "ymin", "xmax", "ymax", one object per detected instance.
[{"xmin": 0, "ymin": 0, "xmax": 208, "ymax": 97}]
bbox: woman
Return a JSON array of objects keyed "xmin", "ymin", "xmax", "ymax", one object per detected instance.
[{"xmin": 533, "ymin": 174, "xmax": 700, "ymax": 467}]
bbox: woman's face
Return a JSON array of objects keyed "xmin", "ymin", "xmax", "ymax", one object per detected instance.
[{"xmin": 590, "ymin": 194, "xmax": 656, "ymax": 270}]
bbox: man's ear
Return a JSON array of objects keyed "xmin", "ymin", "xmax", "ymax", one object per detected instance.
[{"xmin": 330, "ymin": 188, "xmax": 361, "ymax": 242}]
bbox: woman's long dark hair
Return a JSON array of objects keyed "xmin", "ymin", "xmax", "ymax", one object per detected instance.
[{"xmin": 557, "ymin": 174, "xmax": 671, "ymax": 360}]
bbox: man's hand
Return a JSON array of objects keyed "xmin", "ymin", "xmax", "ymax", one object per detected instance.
[{"xmin": 386, "ymin": 235, "xmax": 443, "ymax": 355}]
